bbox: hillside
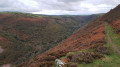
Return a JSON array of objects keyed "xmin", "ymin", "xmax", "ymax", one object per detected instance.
[
  {"xmin": 18, "ymin": 5, "xmax": 120, "ymax": 67},
  {"xmin": 0, "ymin": 12, "xmax": 100, "ymax": 66}
]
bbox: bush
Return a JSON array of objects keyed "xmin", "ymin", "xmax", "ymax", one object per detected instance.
[
  {"xmin": 43, "ymin": 56, "xmax": 56, "ymax": 61},
  {"xmin": 66, "ymin": 62, "xmax": 78, "ymax": 67},
  {"xmin": 39, "ymin": 61, "xmax": 53, "ymax": 67},
  {"xmin": 67, "ymin": 54, "xmax": 74, "ymax": 60},
  {"xmin": 95, "ymin": 46, "xmax": 111, "ymax": 55},
  {"xmin": 49, "ymin": 51, "xmax": 67, "ymax": 58},
  {"xmin": 91, "ymin": 52, "xmax": 104, "ymax": 59},
  {"xmin": 70, "ymin": 52, "xmax": 104, "ymax": 64}
]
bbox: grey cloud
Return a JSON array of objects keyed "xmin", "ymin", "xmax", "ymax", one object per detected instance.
[
  {"xmin": 59, "ymin": 0, "xmax": 83, "ymax": 3},
  {"xmin": 0, "ymin": 0, "xmax": 120, "ymax": 15}
]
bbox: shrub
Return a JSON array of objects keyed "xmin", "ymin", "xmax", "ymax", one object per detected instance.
[
  {"xmin": 49, "ymin": 51, "xmax": 67, "ymax": 58},
  {"xmin": 95, "ymin": 46, "xmax": 111, "ymax": 55},
  {"xmin": 91, "ymin": 52, "xmax": 104, "ymax": 59},
  {"xmin": 39, "ymin": 61, "xmax": 53, "ymax": 67},
  {"xmin": 70, "ymin": 52, "xmax": 104, "ymax": 64},
  {"xmin": 67, "ymin": 54, "xmax": 74, "ymax": 60},
  {"xmin": 66, "ymin": 62, "xmax": 78, "ymax": 67},
  {"xmin": 43, "ymin": 56, "xmax": 56, "ymax": 61}
]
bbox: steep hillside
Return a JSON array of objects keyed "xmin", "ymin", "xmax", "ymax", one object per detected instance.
[
  {"xmin": 0, "ymin": 12, "xmax": 99, "ymax": 66},
  {"xmin": 19, "ymin": 5, "xmax": 120, "ymax": 67}
]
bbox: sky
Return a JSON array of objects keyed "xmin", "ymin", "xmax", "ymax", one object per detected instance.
[{"xmin": 0, "ymin": 0, "xmax": 120, "ymax": 15}]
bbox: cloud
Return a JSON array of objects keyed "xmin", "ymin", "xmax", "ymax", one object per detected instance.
[
  {"xmin": 0, "ymin": 0, "xmax": 39, "ymax": 12},
  {"xmin": 0, "ymin": 0, "xmax": 120, "ymax": 15},
  {"xmin": 59, "ymin": 0, "xmax": 83, "ymax": 3}
]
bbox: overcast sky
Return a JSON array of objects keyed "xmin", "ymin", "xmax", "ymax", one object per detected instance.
[{"xmin": 0, "ymin": 0, "xmax": 120, "ymax": 15}]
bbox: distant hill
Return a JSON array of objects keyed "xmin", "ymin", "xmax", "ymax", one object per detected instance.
[{"xmin": 0, "ymin": 12, "xmax": 101, "ymax": 66}]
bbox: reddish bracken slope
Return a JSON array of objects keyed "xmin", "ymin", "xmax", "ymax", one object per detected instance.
[{"xmin": 18, "ymin": 5, "xmax": 120, "ymax": 67}]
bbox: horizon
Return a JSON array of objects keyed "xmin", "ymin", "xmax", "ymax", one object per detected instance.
[{"xmin": 0, "ymin": 11, "xmax": 105, "ymax": 15}]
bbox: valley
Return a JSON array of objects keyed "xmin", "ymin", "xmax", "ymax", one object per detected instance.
[
  {"xmin": 0, "ymin": 12, "xmax": 100, "ymax": 66},
  {"xmin": 0, "ymin": 3, "xmax": 120, "ymax": 67},
  {"xmin": 16, "ymin": 5, "xmax": 120, "ymax": 67}
]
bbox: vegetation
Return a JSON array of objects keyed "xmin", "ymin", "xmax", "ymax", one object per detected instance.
[
  {"xmin": 66, "ymin": 62, "xmax": 78, "ymax": 67},
  {"xmin": 105, "ymin": 24, "xmax": 120, "ymax": 50},
  {"xmin": 101, "ymin": 5, "xmax": 120, "ymax": 23},
  {"xmin": 13, "ymin": 5, "xmax": 120, "ymax": 67},
  {"xmin": 53, "ymin": 23, "xmax": 120, "ymax": 67},
  {"xmin": 0, "ymin": 31, "xmax": 38, "ymax": 66},
  {"xmin": 55, "ymin": 23, "xmax": 119, "ymax": 67},
  {"xmin": 76, "ymin": 24, "xmax": 120, "ymax": 67},
  {"xmin": 0, "ymin": 13, "xmax": 101, "ymax": 66}
]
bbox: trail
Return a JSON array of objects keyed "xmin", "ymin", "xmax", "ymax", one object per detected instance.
[{"xmin": 107, "ymin": 31, "xmax": 120, "ymax": 54}]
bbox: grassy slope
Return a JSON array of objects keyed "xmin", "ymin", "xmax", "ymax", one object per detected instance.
[
  {"xmin": 78, "ymin": 24, "xmax": 120, "ymax": 67},
  {"xmin": 80, "ymin": 24, "xmax": 120, "ymax": 67},
  {"xmin": 105, "ymin": 24, "xmax": 120, "ymax": 50}
]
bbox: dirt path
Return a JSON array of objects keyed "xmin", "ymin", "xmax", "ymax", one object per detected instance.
[{"xmin": 107, "ymin": 31, "xmax": 120, "ymax": 54}]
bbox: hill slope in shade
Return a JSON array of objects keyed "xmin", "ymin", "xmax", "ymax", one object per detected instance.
[
  {"xmin": 18, "ymin": 5, "xmax": 120, "ymax": 67},
  {"xmin": 0, "ymin": 13, "xmax": 100, "ymax": 66}
]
